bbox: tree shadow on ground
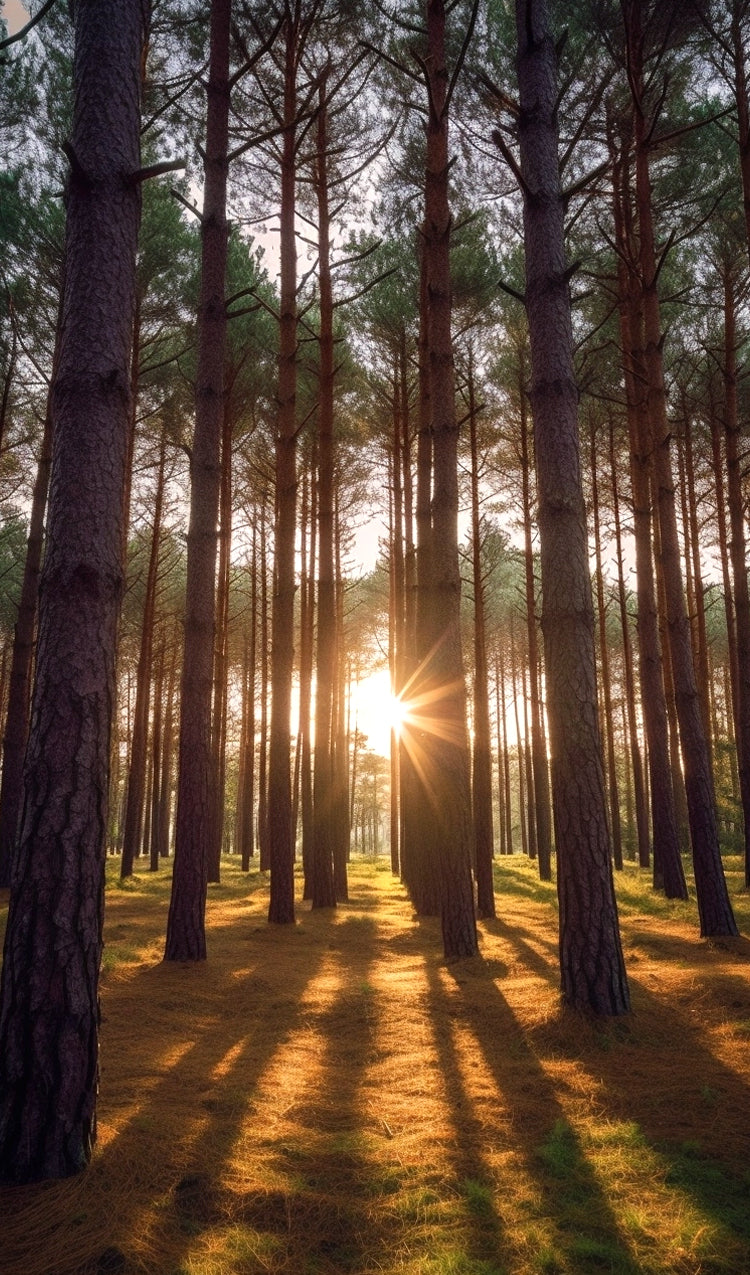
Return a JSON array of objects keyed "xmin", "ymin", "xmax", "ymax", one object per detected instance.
[
  {"xmin": 429, "ymin": 957, "xmax": 643, "ymax": 1275},
  {"xmin": 1, "ymin": 914, "xmax": 329, "ymax": 1275}
]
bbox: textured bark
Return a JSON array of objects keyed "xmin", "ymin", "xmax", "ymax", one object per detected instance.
[
  {"xmin": 257, "ymin": 499, "xmax": 271, "ymax": 868},
  {"xmin": 721, "ymin": 260, "xmax": 750, "ymax": 885},
  {"xmin": 267, "ymin": 4, "xmax": 299, "ymax": 925},
  {"xmin": 519, "ymin": 363, "xmax": 552, "ymax": 879},
  {"xmin": 399, "ymin": 229, "xmax": 439, "ymax": 915},
  {"xmin": 0, "ymin": 401, "xmax": 53, "ymax": 889},
  {"xmin": 410, "ymin": 0, "xmax": 476, "ymax": 958},
  {"xmin": 678, "ymin": 417, "xmax": 712, "ymax": 759},
  {"xmin": 165, "ymin": 0, "xmax": 231, "ymax": 960},
  {"xmin": 148, "ymin": 636, "xmax": 165, "ymax": 871},
  {"xmin": 468, "ymin": 350, "xmax": 495, "ymax": 918},
  {"xmin": 207, "ymin": 403, "xmax": 233, "ymax": 880},
  {"xmin": 609, "ymin": 418, "xmax": 649, "ymax": 867},
  {"xmin": 626, "ymin": 0, "xmax": 737, "ymax": 935},
  {"xmin": 311, "ymin": 75, "xmax": 337, "ymax": 909},
  {"xmin": 609, "ymin": 114, "xmax": 686, "ymax": 897},
  {"xmin": 0, "ymin": 0, "xmax": 144, "ymax": 1180},
  {"xmin": 589, "ymin": 416, "xmax": 623, "ymax": 871},
  {"xmin": 515, "ymin": 0, "xmax": 629, "ymax": 1014},
  {"xmin": 121, "ymin": 431, "xmax": 165, "ymax": 878},
  {"xmin": 332, "ymin": 533, "xmax": 350, "ymax": 899},
  {"xmin": 298, "ymin": 464, "xmax": 315, "ymax": 897}
]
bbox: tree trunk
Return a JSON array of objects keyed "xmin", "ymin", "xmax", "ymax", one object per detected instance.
[
  {"xmin": 298, "ymin": 462, "xmax": 315, "ymax": 897},
  {"xmin": 627, "ymin": 0, "xmax": 737, "ymax": 935},
  {"xmin": 721, "ymin": 257, "xmax": 750, "ymax": 885},
  {"xmin": 267, "ymin": 5, "xmax": 299, "ymax": 925},
  {"xmin": 413, "ymin": 0, "xmax": 476, "ymax": 958},
  {"xmin": 165, "ymin": 0, "xmax": 231, "ymax": 960},
  {"xmin": 609, "ymin": 110, "xmax": 686, "ymax": 898},
  {"xmin": 258, "ymin": 497, "xmax": 271, "ymax": 868},
  {"xmin": 467, "ymin": 346, "xmax": 495, "ymax": 917},
  {"xmin": 0, "ymin": 399, "xmax": 53, "ymax": 888},
  {"xmin": 609, "ymin": 416, "xmax": 649, "ymax": 867},
  {"xmin": 0, "ymin": 0, "xmax": 144, "ymax": 1180},
  {"xmin": 311, "ymin": 73, "xmax": 337, "ymax": 909},
  {"xmin": 149, "ymin": 635, "xmax": 165, "ymax": 871},
  {"xmin": 207, "ymin": 401, "xmax": 232, "ymax": 880},
  {"xmin": 589, "ymin": 414, "xmax": 623, "ymax": 871},
  {"xmin": 121, "ymin": 431, "xmax": 165, "ymax": 878},
  {"xmin": 515, "ymin": 0, "xmax": 629, "ymax": 1014},
  {"xmin": 519, "ymin": 360, "xmax": 552, "ymax": 880}
]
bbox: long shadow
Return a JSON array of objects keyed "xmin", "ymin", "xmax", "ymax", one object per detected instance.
[
  {"xmin": 230, "ymin": 911, "xmax": 383, "ymax": 1273},
  {"xmin": 557, "ymin": 972, "xmax": 750, "ymax": 1263},
  {"xmin": 1, "ymin": 919, "xmax": 329, "ymax": 1275},
  {"xmin": 431, "ymin": 956, "xmax": 644, "ymax": 1275},
  {"xmin": 421, "ymin": 959, "xmax": 511, "ymax": 1272},
  {"xmin": 483, "ymin": 914, "xmax": 561, "ymax": 979},
  {"xmin": 459, "ymin": 919, "xmax": 750, "ymax": 1271}
]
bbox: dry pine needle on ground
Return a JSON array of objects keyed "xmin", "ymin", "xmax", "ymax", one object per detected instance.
[{"xmin": 1, "ymin": 855, "xmax": 750, "ymax": 1275}]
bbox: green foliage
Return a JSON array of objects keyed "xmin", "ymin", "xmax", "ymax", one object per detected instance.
[{"xmin": 0, "ymin": 508, "xmax": 26, "ymax": 637}]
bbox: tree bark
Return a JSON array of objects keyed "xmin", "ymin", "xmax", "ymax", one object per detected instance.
[
  {"xmin": 721, "ymin": 257, "xmax": 750, "ymax": 885},
  {"xmin": 311, "ymin": 73, "xmax": 337, "ymax": 909},
  {"xmin": 467, "ymin": 346, "xmax": 495, "ymax": 917},
  {"xmin": 411, "ymin": 0, "xmax": 476, "ymax": 958},
  {"xmin": 589, "ymin": 414, "xmax": 623, "ymax": 871},
  {"xmin": 515, "ymin": 0, "xmax": 629, "ymax": 1013},
  {"xmin": 627, "ymin": 0, "xmax": 737, "ymax": 935},
  {"xmin": 609, "ymin": 110, "xmax": 686, "ymax": 898},
  {"xmin": 0, "ymin": 400, "xmax": 53, "ymax": 888},
  {"xmin": 608, "ymin": 416, "xmax": 649, "ymax": 867},
  {"xmin": 165, "ymin": 0, "xmax": 231, "ymax": 959},
  {"xmin": 0, "ymin": 0, "xmax": 144, "ymax": 1180},
  {"xmin": 519, "ymin": 360, "xmax": 552, "ymax": 879},
  {"xmin": 121, "ymin": 431, "xmax": 165, "ymax": 878},
  {"xmin": 267, "ymin": 3, "xmax": 300, "ymax": 925}
]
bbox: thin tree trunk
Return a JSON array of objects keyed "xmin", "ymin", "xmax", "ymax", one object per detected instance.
[
  {"xmin": 122, "ymin": 431, "xmax": 165, "ymax": 878},
  {"xmin": 589, "ymin": 415, "xmax": 623, "ymax": 871},
  {"xmin": 267, "ymin": 4, "xmax": 299, "ymax": 925},
  {"xmin": 609, "ymin": 111, "xmax": 685, "ymax": 897},
  {"xmin": 519, "ymin": 359, "xmax": 552, "ymax": 880},
  {"xmin": 722, "ymin": 257, "xmax": 750, "ymax": 885},
  {"xmin": 312, "ymin": 72, "xmax": 337, "ymax": 909},
  {"xmin": 626, "ymin": 0, "xmax": 736, "ymax": 936},
  {"xmin": 467, "ymin": 345, "xmax": 495, "ymax": 917},
  {"xmin": 609, "ymin": 416, "xmax": 649, "ymax": 868},
  {"xmin": 149, "ymin": 635, "xmax": 165, "ymax": 871},
  {"xmin": 299, "ymin": 461, "xmax": 315, "ymax": 897},
  {"xmin": 207, "ymin": 403, "xmax": 233, "ymax": 881},
  {"xmin": 258, "ymin": 498, "xmax": 270, "ymax": 868},
  {"xmin": 165, "ymin": 0, "xmax": 231, "ymax": 960}
]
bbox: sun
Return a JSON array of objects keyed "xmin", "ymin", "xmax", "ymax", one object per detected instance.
[
  {"xmin": 387, "ymin": 692, "xmax": 410, "ymax": 737},
  {"xmin": 351, "ymin": 670, "xmax": 412, "ymax": 755}
]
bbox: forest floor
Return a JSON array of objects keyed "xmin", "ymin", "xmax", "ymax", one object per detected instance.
[{"xmin": 1, "ymin": 854, "xmax": 750, "ymax": 1275}]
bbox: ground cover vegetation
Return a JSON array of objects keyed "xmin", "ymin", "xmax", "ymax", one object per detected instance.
[
  {"xmin": 3, "ymin": 856, "xmax": 750, "ymax": 1274},
  {"xmin": 0, "ymin": 0, "xmax": 749, "ymax": 1217}
]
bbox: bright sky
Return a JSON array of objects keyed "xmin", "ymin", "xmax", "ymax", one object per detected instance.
[
  {"xmin": 1, "ymin": 0, "xmax": 27, "ymax": 35},
  {"xmin": 352, "ymin": 667, "xmax": 394, "ymax": 757}
]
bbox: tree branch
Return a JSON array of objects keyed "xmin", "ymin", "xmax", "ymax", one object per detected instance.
[{"xmin": 0, "ymin": 0, "xmax": 57, "ymax": 50}]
